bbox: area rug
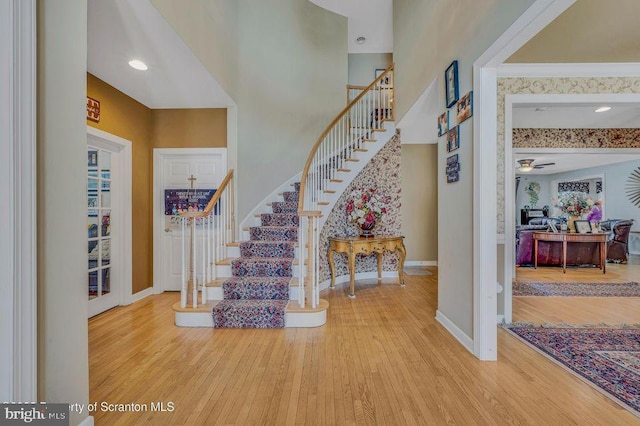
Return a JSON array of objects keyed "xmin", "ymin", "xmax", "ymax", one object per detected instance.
[
  {"xmin": 513, "ymin": 281, "xmax": 640, "ymax": 297},
  {"xmin": 504, "ymin": 324, "xmax": 640, "ymax": 417},
  {"xmin": 402, "ymin": 267, "xmax": 433, "ymax": 276}
]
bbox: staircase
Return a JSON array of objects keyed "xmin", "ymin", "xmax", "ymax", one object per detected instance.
[
  {"xmin": 212, "ymin": 184, "xmax": 300, "ymax": 328},
  {"xmin": 173, "ymin": 64, "xmax": 394, "ymax": 328}
]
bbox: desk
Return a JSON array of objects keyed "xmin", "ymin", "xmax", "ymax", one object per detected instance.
[
  {"xmin": 328, "ymin": 236, "xmax": 406, "ymax": 298},
  {"xmin": 533, "ymin": 231, "xmax": 607, "ymax": 274}
]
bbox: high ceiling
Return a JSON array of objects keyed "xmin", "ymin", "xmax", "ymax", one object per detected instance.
[
  {"xmin": 514, "ymin": 153, "xmax": 640, "ymax": 175},
  {"xmin": 309, "ymin": 0, "xmax": 393, "ymax": 53},
  {"xmin": 513, "ymin": 104, "xmax": 640, "ymax": 128},
  {"xmin": 507, "ymin": 0, "xmax": 640, "ymax": 63},
  {"xmin": 88, "ymin": 0, "xmax": 233, "ymax": 109}
]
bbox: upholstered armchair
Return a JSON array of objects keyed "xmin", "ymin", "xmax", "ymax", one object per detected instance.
[{"xmin": 601, "ymin": 219, "xmax": 634, "ymax": 263}]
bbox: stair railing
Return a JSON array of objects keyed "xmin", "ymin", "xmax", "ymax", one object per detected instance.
[
  {"xmin": 179, "ymin": 169, "xmax": 235, "ymax": 308},
  {"xmin": 297, "ymin": 64, "xmax": 394, "ymax": 308}
]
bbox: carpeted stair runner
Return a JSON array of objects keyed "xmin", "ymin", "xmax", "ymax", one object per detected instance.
[{"xmin": 213, "ymin": 185, "xmax": 299, "ymax": 328}]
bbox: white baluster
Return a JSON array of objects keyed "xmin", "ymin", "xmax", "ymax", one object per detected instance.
[{"xmin": 181, "ymin": 217, "xmax": 186, "ymax": 308}]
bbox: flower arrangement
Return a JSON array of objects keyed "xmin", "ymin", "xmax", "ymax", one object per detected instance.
[
  {"xmin": 346, "ymin": 188, "xmax": 387, "ymax": 231},
  {"xmin": 553, "ymin": 191, "xmax": 602, "ymax": 220}
]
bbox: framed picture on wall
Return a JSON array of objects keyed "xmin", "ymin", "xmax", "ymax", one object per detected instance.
[
  {"xmin": 438, "ymin": 111, "xmax": 449, "ymax": 136},
  {"xmin": 375, "ymin": 68, "xmax": 391, "ymax": 87},
  {"xmin": 446, "ymin": 126, "xmax": 459, "ymax": 152},
  {"xmin": 456, "ymin": 91, "xmax": 473, "ymax": 124},
  {"xmin": 445, "ymin": 60, "xmax": 459, "ymax": 108}
]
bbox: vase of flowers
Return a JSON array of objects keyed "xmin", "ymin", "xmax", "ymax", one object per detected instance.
[
  {"xmin": 346, "ymin": 188, "xmax": 387, "ymax": 237},
  {"xmin": 553, "ymin": 191, "xmax": 603, "ymax": 232}
]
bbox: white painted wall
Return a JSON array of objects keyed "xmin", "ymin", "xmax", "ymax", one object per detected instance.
[
  {"xmin": 151, "ymin": 0, "xmax": 348, "ymax": 221},
  {"xmin": 348, "ymin": 53, "xmax": 393, "ymax": 86},
  {"xmin": 515, "ymin": 174, "xmax": 552, "ymax": 224},
  {"xmin": 38, "ymin": 1, "xmax": 90, "ymax": 424},
  {"xmin": 394, "ymin": 0, "xmax": 536, "ymax": 338}
]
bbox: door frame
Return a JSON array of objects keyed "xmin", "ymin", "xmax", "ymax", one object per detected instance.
[
  {"xmin": 501, "ymin": 93, "xmax": 640, "ymax": 324},
  {"xmin": 87, "ymin": 126, "xmax": 133, "ymax": 313},
  {"xmin": 153, "ymin": 148, "xmax": 228, "ymax": 294},
  {"xmin": 0, "ymin": 0, "xmax": 36, "ymax": 402}
]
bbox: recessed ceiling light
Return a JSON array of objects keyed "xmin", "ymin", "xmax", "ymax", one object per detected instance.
[
  {"xmin": 534, "ymin": 107, "xmax": 548, "ymax": 112},
  {"xmin": 128, "ymin": 59, "xmax": 148, "ymax": 71},
  {"xmin": 595, "ymin": 106, "xmax": 611, "ymax": 113},
  {"xmin": 355, "ymin": 36, "xmax": 366, "ymax": 45}
]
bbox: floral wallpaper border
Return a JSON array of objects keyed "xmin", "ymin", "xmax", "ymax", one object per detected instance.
[
  {"xmin": 513, "ymin": 128, "xmax": 640, "ymax": 149},
  {"xmin": 497, "ymin": 77, "xmax": 640, "ymax": 234},
  {"xmin": 318, "ymin": 131, "xmax": 402, "ymax": 283}
]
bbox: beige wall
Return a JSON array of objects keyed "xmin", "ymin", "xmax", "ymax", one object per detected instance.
[
  {"xmin": 38, "ymin": 1, "xmax": 89, "ymax": 424},
  {"xmin": 87, "ymin": 73, "xmax": 153, "ymax": 294},
  {"xmin": 151, "ymin": 0, "xmax": 348, "ymax": 221},
  {"xmin": 151, "ymin": 109, "xmax": 227, "ymax": 148},
  {"xmin": 394, "ymin": 0, "xmax": 535, "ymax": 337},
  {"xmin": 401, "ymin": 144, "xmax": 438, "ymax": 262},
  {"xmin": 87, "ymin": 74, "xmax": 228, "ymax": 292},
  {"xmin": 348, "ymin": 53, "xmax": 393, "ymax": 86}
]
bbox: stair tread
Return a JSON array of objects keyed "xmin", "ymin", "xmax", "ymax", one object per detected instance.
[
  {"xmin": 337, "ymin": 168, "xmax": 351, "ymax": 172},
  {"xmin": 330, "ymin": 179, "xmax": 343, "ymax": 183},
  {"xmin": 216, "ymin": 258, "xmax": 234, "ymax": 265},
  {"xmin": 345, "ymin": 158, "xmax": 359, "ymax": 162}
]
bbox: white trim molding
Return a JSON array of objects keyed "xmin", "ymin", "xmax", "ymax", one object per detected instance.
[
  {"xmin": 435, "ymin": 310, "xmax": 474, "ymax": 353},
  {"xmin": 498, "ymin": 62, "xmax": 640, "ymax": 78},
  {"xmin": 130, "ymin": 287, "xmax": 155, "ymax": 304},
  {"xmin": 404, "ymin": 260, "xmax": 438, "ymax": 267},
  {"xmin": 0, "ymin": 0, "xmax": 37, "ymax": 403},
  {"xmin": 472, "ymin": 0, "xmax": 575, "ymax": 361},
  {"xmin": 78, "ymin": 415, "xmax": 95, "ymax": 426}
]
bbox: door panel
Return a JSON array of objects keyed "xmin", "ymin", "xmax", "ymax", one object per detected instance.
[{"xmin": 157, "ymin": 150, "xmax": 227, "ymax": 291}]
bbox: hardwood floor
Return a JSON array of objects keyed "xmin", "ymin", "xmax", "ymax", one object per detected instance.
[
  {"xmin": 514, "ymin": 255, "xmax": 640, "ymax": 325},
  {"xmin": 89, "ymin": 270, "xmax": 639, "ymax": 425}
]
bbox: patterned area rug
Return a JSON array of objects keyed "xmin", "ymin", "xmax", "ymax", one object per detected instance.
[
  {"xmin": 504, "ymin": 325, "xmax": 640, "ymax": 417},
  {"xmin": 513, "ymin": 281, "xmax": 640, "ymax": 297}
]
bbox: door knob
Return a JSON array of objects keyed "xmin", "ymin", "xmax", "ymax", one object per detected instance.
[{"xmin": 164, "ymin": 228, "xmax": 172, "ymax": 233}]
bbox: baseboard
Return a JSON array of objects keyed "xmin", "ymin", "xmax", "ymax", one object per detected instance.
[
  {"xmin": 435, "ymin": 310, "xmax": 474, "ymax": 353},
  {"xmin": 497, "ymin": 314, "xmax": 505, "ymax": 324},
  {"xmin": 131, "ymin": 287, "xmax": 154, "ymax": 304},
  {"xmin": 319, "ymin": 271, "xmax": 402, "ymax": 292},
  {"xmin": 78, "ymin": 416, "xmax": 94, "ymax": 426},
  {"xmin": 404, "ymin": 260, "xmax": 437, "ymax": 267}
]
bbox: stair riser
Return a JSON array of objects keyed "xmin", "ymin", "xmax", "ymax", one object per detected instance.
[
  {"xmin": 239, "ymin": 242, "xmax": 295, "ymax": 258},
  {"xmin": 223, "ymin": 282, "xmax": 289, "ymax": 300},
  {"xmin": 282, "ymin": 191, "xmax": 299, "ymax": 202},
  {"xmin": 231, "ymin": 260, "xmax": 293, "ymax": 277},
  {"xmin": 271, "ymin": 202, "xmax": 298, "ymax": 214},
  {"xmin": 250, "ymin": 227, "xmax": 298, "ymax": 242},
  {"xmin": 213, "ymin": 301, "xmax": 287, "ymax": 328},
  {"xmin": 261, "ymin": 214, "xmax": 299, "ymax": 227}
]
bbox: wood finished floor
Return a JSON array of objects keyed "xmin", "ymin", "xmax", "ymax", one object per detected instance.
[
  {"xmin": 515, "ymin": 256, "xmax": 640, "ymax": 325},
  {"xmin": 89, "ymin": 269, "xmax": 640, "ymax": 425}
]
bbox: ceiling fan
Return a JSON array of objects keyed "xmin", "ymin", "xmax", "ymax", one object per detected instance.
[{"xmin": 516, "ymin": 159, "xmax": 555, "ymax": 172}]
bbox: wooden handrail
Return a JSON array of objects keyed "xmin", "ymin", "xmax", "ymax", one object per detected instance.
[
  {"xmin": 298, "ymin": 64, "xmax": 394, "ymax": 214},
  {"xmin": 346, "ymin": 84, "xmax": 368, "ymax": 90},
  {"xmin": 180, "ymin": 169, "xmax": 234, "ymax": 218}
]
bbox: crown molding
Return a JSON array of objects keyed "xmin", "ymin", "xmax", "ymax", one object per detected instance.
[{"xmin": 497, "ymin": 62, "xmax": 640, "ymax": 78}]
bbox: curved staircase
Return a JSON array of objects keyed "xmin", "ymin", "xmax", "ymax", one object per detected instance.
[{"xmin": 173, "ymin": 65, "xmax": 394, "ymax": 328}]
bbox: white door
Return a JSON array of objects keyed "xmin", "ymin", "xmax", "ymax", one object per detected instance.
[
  {"xmin": 87, "ymin": 128, "xmax": 132, "ymax": 318},
  {"xmin": 154, "ymin": 149, "xmax": 227, "ymax": 292}
]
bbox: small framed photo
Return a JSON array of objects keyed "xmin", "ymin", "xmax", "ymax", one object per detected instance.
[
  {"xmin": 447, "ymin": 154, "xmax": 458, "ymax": 165},
  {"xmin": 375, "ymin": 68, "xmax": 391, "ymax": 87},
  {"xmin": 456, "ymin": 91, "xmax": 473, "ymax": 124},
  {"xmin": 446, "ymin": 126, "xmax": 459, "ymax": 152},
  {"xmin": 575, "ymin": 220, "xmax": 591, "ymax": 234},
  {"xmin": 549, "ymin": 222, "xmax": 558, "ymax": 233},
  {"xmin": 445, "ymin": 60, "xmax": 459, "ymax": 108},
  {"xmin": 438, "ymin": 111, "xmax": 449, "ymax": 136},
  {"xmin": 447, "ymin": 172, "xmax": 459, "ymax": 183}
]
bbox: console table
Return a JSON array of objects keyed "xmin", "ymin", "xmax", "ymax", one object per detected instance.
[
  {"xmin": 533, "ymin": 231, "xmax": 607, "ymax": 274},
  {"xmin": 328, "ymin": 236, "xmax": 406, "ymax": 298}
]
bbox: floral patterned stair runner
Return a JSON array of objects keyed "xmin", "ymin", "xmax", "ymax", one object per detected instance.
[{"xmin": 213, "ymin": 185, "xmax": 300, "ymax": 328}]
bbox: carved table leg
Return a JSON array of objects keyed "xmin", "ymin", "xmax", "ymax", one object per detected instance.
[
  {"xmin": 348, "ymin": 242, "xmax": 356, "ymax": 298},
  {"xmin": 397, "ymin": 242, "xmax": 406, "ymax": 286},
  {"xmin": 376, "ymin": 251, "xmax": 383, "ymax": 280},
  {"xmin": 328, "ymin": 248, "xmax": 336, "ymax": 289}
]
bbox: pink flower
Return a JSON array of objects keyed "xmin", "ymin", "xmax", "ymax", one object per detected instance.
[{"xmin": 365, "ymin": 213, "xmax": 375, "ymax": 223}]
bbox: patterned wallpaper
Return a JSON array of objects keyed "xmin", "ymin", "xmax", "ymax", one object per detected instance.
[
  {"xmin": 497, "ymin": 77, "xmax": 640, "ymax": 233},
  {"xmin": 513, "ymin": 128, "xmax": 640, "ymax": 148},
  {"xmin": 318, "ymin": 131, "xmax": 402, "ymax": 283}
]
